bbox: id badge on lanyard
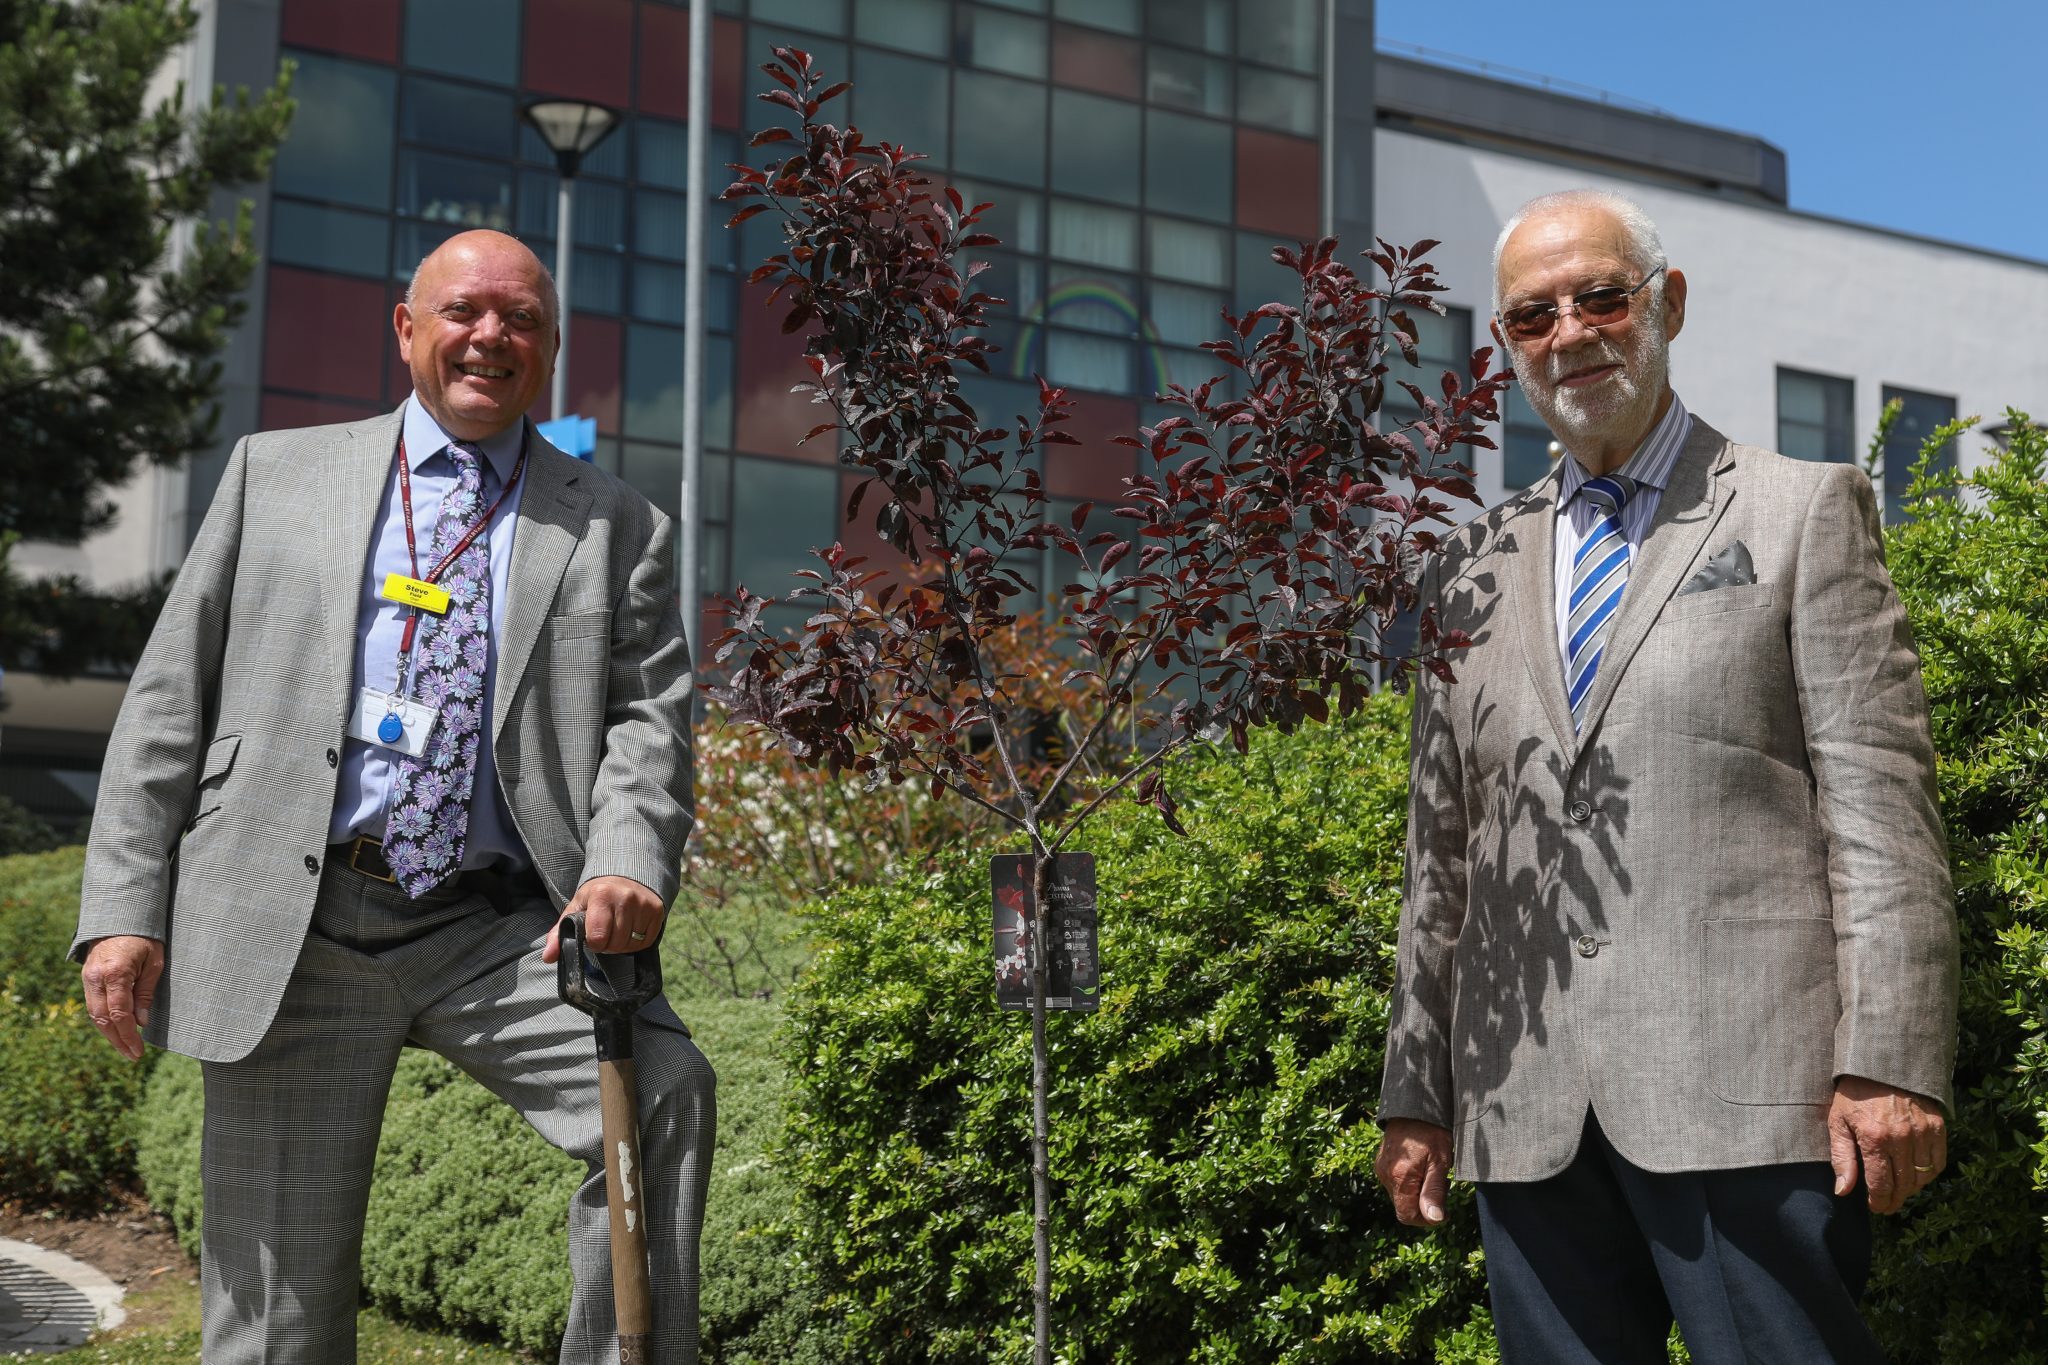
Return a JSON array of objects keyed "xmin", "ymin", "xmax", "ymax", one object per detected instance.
[{"xmin": 351, "ymin": 434, "xmax": 526, "ymax": 755}]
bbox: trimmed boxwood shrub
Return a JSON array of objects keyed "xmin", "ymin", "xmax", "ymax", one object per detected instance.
[
  {"xmin": 777, "ymin": 694, "xmax": 1494, "ymax": 1363},
  {"xmin": 0, "ymin": 845, "xmax": 149, "ymax": 1206},
  {"xmin": 137, "ymin": 987, "xmax": 820, "ymax": 1360}
]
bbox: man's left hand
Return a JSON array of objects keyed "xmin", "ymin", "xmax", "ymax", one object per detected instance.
[
  {"xmin": 1828, "ymin": 1075, "xmax": 1947, "ymax": 1215},
  {"xmin": 542, "ymin": 875, "xmax": 667, "ymax": 963}
]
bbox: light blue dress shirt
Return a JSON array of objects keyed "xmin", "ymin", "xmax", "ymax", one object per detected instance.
[
  {"xmin": 1551, "ymin": 392, "xmax": 1693, "ymax": 683},
  {"xmin": 328, "ymin": 396, "xmax": 530, "ymax": 869}
]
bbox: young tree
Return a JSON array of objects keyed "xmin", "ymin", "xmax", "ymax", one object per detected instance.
[
  {"xmin": 713, "ymin": 49, "xmax": 1505, "ymax": 1362},
  {"xmin": 0, "ymin": 0, "xmax": 294, "ymax": 676}
]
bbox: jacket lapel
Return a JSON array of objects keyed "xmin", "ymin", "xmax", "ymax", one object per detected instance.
[
  {"xmin": 492, "ymin": 425, "xmax": 593, "ymax": 741},
  {"xmin": 318, "ymin": 408, "xmax": 404, "ymax": 705},
  {"xmin": 1571, "ymin": 418, "xmax": 1737, "ymax": 747},
  {"xmin": 1507, "ymin": 461, "xmax": 1578, "ymax": 762}
]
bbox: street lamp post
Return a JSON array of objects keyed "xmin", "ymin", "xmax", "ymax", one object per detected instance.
[{"xmin": 519, "ymin": 99, "xmax": 621, "ymax": 420}]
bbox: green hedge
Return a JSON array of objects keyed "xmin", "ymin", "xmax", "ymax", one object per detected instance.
[
  {"xmin": 1862, "ymin": 412, "xmax": 2048, "ymax": 1361},
  {"xmin": 778, "ymin": 694, "xmax": 1493, "ymax": 1363},
  {"xmin": 138, "ymin": 982, "xmax": 819, "ymax": 1360},
  {"xmin": 0, "ymin": 845, "xmax": 148, "ymax": 1206}
]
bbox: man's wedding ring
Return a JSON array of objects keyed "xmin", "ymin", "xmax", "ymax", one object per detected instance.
[
  {"xmin": 1912, "ymin": 1162, "xmax": 1936, "ymax": 1172},
  {"xmin": 629, "ymin": 930, "xmax": 647, "ymax": 941}
]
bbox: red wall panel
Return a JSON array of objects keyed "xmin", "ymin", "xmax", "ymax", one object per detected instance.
[
  {"xmin": 280, "ymin": 0, "xmax": 399, "ymax": 63},
  {"xmin": 1234, "ymin": 128, "xmax": 1321, "ymax": 240},
  {"xmin": 260, "ymin": 392, "xmax": 384, "ymax": 433},
  {"xmin": 735, "ymin": 293, "xmax": 834, "ymax": 462},
  {"xmin": 523, "ymin": 0, "xmax": 633, "ymax": 105},
  {"xmin": 638, "ymin": 8, "xmax": 746, "ymax": 128},
  {"xmin": 532, "ymin": 313, "xmax": 623, "ymax": 429},
  {"xmin": 262, "ymin": 266, "xmax": 390, "ymax": 404},
  {"xmin": 1045, "ymin": 390, "xmax": 1139, "ymax": 501},
  {"xmin": 1050, "ymin": 25, "xmax": 1142, "ymax": 100}
]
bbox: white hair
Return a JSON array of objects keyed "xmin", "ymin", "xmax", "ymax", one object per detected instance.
[{"xmin": 1491, "ymin": 189, "xmax": 1667, "ymax": 313}]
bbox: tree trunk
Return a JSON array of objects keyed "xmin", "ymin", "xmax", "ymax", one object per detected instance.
[{"xmin": 1029, "ymin": 848, "xmax": 1054, "ymax": 1365}]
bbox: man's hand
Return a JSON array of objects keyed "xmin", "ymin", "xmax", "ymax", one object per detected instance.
[
  {"xmin": 542, "ymin": 875, "xmax": 667, "ymax": 963},
  {"xmin": 1829, "ymin": 1075, "xmax": 1947, "ymax": 1214},
  {"xmin": 1376, "ymin": 1117, "xmax": 1455, "ymax": 1227},
  {"xmin": 80, "ymin": 936, "xmax": 165, "ymax": 1062}
]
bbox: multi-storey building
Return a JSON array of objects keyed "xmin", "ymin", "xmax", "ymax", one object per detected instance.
[{"xmin": 9, "ymin": 0, "xmax": 2046, "ymax": 832}]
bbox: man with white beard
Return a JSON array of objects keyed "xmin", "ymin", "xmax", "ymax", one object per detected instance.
[{"xmin": 1373, "ymin": 190, "xmax": 1958, "ymax": 1362}]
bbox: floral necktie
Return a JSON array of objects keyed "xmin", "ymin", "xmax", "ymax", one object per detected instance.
[{"xmin": 384, "ymin": 442, "xmax": 493, "ymax": 896}]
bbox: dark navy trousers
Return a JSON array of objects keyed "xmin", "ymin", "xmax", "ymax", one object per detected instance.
[{"xmin": 1476, "ymin": 1111, "xmax": 1882, "ymax": 1364}]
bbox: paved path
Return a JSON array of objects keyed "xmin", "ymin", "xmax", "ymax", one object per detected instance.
[{"xmin": 0, "ymin": 1239, "xmax": 124, "ymax": 1357}]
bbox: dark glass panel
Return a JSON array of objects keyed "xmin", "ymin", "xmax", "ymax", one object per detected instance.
[
  {"xmin": 1146, "ymin": 48, "xmax": 1229, "ymax": 116},
  {"xmin": 1144, "ymin": 0, "xmax": 1228, "ymax": 53},
  {"xmin": 853, "ymin": 49, "xmax": 950, "ymax": 160},
  {"xmin": 1237, "ymin": 0, "xmax": 1319, "ymax": 74},
  {"xmin": 401, "ymin": 76, "xmax": 516, "ymax": 158},
  {"xmin": 399, "ymin": 149, "xmax": 513, "ymax": 232},
  {"xmin": 1881, "ymin": 385, "xmax": 1958, "ymax": 521},
  {"xmin": 1045, "ymin": 329, "xmax": 1132, "ymax": 393},
  {"xmin": 1146, "ymin": 281, "xmax": 1224, "ymax": 349},
  {"xmin": 752, "ymin": 0, "xmax": 848, "ymax": 34},
  {"xmin": 273, "ymin": 53, "xmax": 395, "ymax": 211},
  {"xmin": 1050, "ymin": 90, "xmax": 1138, "ymax": 200},
  {"xmin": 1777, "ymin": 367, "xmax": 1855, "ymax": 463},
  {"xmin": 405, "ymin": 0, "xmax": 520, "ymax": 85},
  {"xmin": 954, "ymin": 71, "xmax": 1048, "ymax": 186},
  {"xmin": 732, "ymin": 457, "xmax": 838, "ymax": 594},
  {"xmin": 956, "ymin": 5, "xmax": 1047, "ymax": 79},
  {"xmin": 1053, "ymin": 0, "xmax": 1137, "ymax": 34},
  {"xmin": 854, "ymin": 0, "xmax": 948, "ymax": 55},
  {"xmin": 950, "ymin": 179, "xmax": 1044, "ymax": 255},
  {"xmin": 1049, "ymin": 199, "xmax": 1138, "ymax": 270},
  {"xmin": 1237, "ymin": 67, "xmax": 1318, "ymax": 136},
  {"xmin": 271, "ymin": 200, "xmax": 389, "ymax": 279},
  {"xmin": 1143, "ymin": 110, "xmax": 1230, "ymax": 221},
  {"xmin": 1145, "ymin": 216, "xmax": 1227, "ymax": 286}
]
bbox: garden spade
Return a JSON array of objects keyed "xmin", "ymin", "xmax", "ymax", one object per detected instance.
[{"xmin": 556, "ymin": 911, "xmax": 664, "ymax": 1365}]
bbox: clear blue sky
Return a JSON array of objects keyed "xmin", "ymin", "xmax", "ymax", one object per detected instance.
[{"xmin": 1374, "ymin": 0, "xmax": 2048, "ymax": 263}]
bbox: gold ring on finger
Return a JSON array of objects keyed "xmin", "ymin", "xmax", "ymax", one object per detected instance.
[
  {"xmin": 629, "ymin": 930, "xmax": 648, "ymax": 941},
  {"xmin": 1912, "ymin": 1162, "xmax": 1935, "ymax": 1172}
]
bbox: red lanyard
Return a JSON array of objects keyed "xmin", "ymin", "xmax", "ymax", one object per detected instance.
[{"xmin": 392, "ymin": 434, "xmax": 528, "ymax": 662}]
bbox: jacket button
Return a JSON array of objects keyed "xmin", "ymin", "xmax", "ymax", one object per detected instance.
[
  {"xmin": 1569, "ymin": 799, "xmax": 1593, "ymax": 822},
  {"xmin": 1575, "ymin": 934, "xmax": 1600, "ymax": 958},
  {"xmin": 326, "ymin": 748, "xmax": 339, "ymax": 768},
  {"xmin": 305, "ymin": 854, "xmax": 320, "ymax": 875}
]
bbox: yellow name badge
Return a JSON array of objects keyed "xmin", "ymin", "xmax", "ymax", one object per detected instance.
[{"xmin": 381, "ymin": 573, "xmax": 451, "ymax": 615}]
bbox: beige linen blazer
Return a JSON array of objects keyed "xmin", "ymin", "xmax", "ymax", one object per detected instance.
[
  {"xmin": 74, "ymin": 407, "xmax": 696, "ymax": 1064},
  {"xmin": 1378, "ymin": 417, "xmax": 1958, "ymax": 1182}
]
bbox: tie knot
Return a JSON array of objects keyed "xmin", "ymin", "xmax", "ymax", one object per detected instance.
[
  {"xmin": 447, "ymin": 441, "xmax": 482, "ymax": 473},
  {"xmin": 1581, "ymin": 474, "xmax": 1635, "ymax": 516}
]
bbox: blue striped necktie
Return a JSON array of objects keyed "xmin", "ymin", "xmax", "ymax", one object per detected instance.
[{"xmin": 1566, "ymin": 474, "xmax": 1636, "ymax": 732}]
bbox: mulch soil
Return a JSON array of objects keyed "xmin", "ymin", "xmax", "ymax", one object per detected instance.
[{"xmin": 0, "ymin": 1188, "xmax": 191, "ymax": 1292}]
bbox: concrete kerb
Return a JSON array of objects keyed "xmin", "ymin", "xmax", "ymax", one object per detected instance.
[{"xmin": 0, "ymin": 1238, "xmax": 125, "ymax": 1357}]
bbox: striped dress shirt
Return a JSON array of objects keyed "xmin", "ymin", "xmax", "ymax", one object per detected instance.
[{"xmin": 1552, "ymin": 393, "xmax": 1694, "ymax": 684}]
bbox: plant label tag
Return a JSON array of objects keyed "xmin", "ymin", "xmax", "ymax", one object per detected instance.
[
  {"xmin": 344, "ymin": 687, "xmax": 435, "ymax": 756},
  {"xmin": 992, "ymin": 852, "xmax": 1100, "ymax": 1013},
  {"xmin": 381, "ymin": 573, "xmax": 451, "ymax": 615}
]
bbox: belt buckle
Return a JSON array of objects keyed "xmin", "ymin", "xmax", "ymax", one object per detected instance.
[{"xmin": 348, "ymin": 835, "xmax": 397, "ymax": 883}]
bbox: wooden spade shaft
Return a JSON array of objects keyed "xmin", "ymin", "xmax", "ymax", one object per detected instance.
[{"xmin": 600, "ymin": 1056, "xmax": 653, "ymax": 1363}]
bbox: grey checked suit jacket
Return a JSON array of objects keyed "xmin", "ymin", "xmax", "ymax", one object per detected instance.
[
  {"xmin": 1378, "ymin": 417, "xmax": 1958, "ymax": 1182},
  {"xmin": 73, "ymin": 406, "xmax": 696, "ymax": 1064}
]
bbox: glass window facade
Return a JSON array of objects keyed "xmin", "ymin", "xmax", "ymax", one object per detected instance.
[
  {"xmin": 251, "ymin": 0, "xmax": 1332, "ymax": 631},
  {"xmin": 1778, "ymin": 367, "xmax": 1856, "ymax": 463}
]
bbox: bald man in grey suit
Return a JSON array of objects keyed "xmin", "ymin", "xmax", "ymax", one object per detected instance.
[
  {"xmin": 75, "ymin": 231, "xmax": 713, "ymax": 1364},
  {"xmin": 1375, "ymin": 192, "xmax": 1957, "ymax": 1362}
]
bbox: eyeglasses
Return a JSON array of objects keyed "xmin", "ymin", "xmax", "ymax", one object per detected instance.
[{"xmin": 1496, "ymin": 265, "xmax": 1667, "ymax": 343}]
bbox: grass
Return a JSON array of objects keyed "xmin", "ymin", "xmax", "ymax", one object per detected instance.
[{"xmin": 40, "ymin": 1267, "xmax": 536, "ymax": 1362}]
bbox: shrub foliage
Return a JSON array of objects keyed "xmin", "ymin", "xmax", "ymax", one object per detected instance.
[
  {"xmin": 0, "ymin": 846, "xmax": 148, "ymax": 1206},
  {"xmin": 1865, "ymin": 412, "xmax": 2048, "ymax": 1360},
  {"xmin": 778, "ymin": 696, "xmax": 1491, "ymax": 1362}
]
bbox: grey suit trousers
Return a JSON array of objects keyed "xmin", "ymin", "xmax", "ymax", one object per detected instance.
[{"xmin": 198, "ymin": 860, "xmax": 715, "ymax": 1364}]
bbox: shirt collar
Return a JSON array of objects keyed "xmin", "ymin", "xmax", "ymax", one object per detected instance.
[
  {"xmin": 401, "ymin": 394, "xmax": 526, "ymax": 484},
  {"xmin": 1557, "ymin": 392, "xmax": 1692, "ymax": 507}
]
